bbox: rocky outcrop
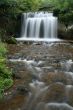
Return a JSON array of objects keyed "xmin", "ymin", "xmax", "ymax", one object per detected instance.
[{"xmin": 58, "ymin": 23, "xmax": 73, "ymax": 40}]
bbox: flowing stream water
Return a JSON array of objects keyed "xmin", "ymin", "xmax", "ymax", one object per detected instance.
[
  {"xmin": 9, "ymin": 55, "xmax": 73, "ymax": 110},
  {"xmin": 2, "ymin": 43, "xmax": 73, "ymax": 110}
]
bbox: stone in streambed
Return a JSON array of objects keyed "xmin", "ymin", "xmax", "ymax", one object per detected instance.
[
  {"xmin": 16, "ymin": 85, "xmax": 29, "ymax": 95},
  {"xmin": 42, "ymin": 82, "xmax": 66, "ymax": 103},
  {"xmin": 41, "ymin": 72, "xmax": 73, "ymax": 85},
  {"xmin": 66, "ymin": 85, "xmax": 73, "ymax": 107}
]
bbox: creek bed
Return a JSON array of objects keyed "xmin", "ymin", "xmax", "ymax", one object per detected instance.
[{"xmin": 0, "ymin": 42, "xmax": 73, "ymax": 110}]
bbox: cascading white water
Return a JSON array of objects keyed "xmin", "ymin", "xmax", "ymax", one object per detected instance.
[{"xmin": 16, "ymin": 12, "xmax": 59, "ymax": 42}]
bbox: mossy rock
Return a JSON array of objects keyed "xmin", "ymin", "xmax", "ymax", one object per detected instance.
[{"xmin": 6, "ymin": 37, "xmax": 17, "ymax": 44}]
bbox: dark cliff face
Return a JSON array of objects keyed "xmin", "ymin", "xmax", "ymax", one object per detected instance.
[
  {"xmin": 0, "ymin": 13, "xmax": 21, "ymax": 41},
  {"xmin": 58, "ymin": 23, "xmax": 73, "ymax": 40}
]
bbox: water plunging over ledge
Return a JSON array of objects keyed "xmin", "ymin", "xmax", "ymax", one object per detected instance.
[{"xmin": 16, "ymin": 12, "xmax": 60, "ymax": 42}]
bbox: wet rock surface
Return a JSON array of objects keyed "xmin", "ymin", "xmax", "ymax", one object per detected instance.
[{"xmin": 0, "ymin": 42, "xmax": 73, "ymax": 110}]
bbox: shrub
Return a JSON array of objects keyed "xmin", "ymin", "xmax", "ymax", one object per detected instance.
[
  {"xmin": 0, "ymin": 43, "xmax": 7, "ymax": 57},
  {"xmin": 0, "ymin": 42, "xmax": 13, "ymax": 99}
]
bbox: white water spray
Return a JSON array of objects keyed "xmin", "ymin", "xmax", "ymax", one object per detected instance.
[{"xmin": 16, "ymin": 12, "xmax": 59, "ymax": 42}]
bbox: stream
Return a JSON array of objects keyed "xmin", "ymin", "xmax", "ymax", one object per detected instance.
[{"xmin": 0, "ymin": 41, "xmax": 73, "ymax": 110}]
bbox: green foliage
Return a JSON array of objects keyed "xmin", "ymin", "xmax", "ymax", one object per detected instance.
[
  {"xmin": 0, "ymin": 77, "xmax": 13, "ymax": 91},
  {"xmin": 0, "ymin": 43, "xmax": 7, "ymax": 56},
  {"xmin": 0, "ymin": 64, "xmax": 12, "ymax": 78},
  {"xmin": 40, "ymin": 0, "xmax": 73, "ymax": 28},
  {"xmin": 59, "ymin": 12, "xmax": 73, "ymax": 27},
  {"xmin": 0, "ymin": 0, "xmax": 41, "ymax": 14},
  {"xmin": 0, "ymin": 42, "xmax": 13, "ymax": 99},
  {"xmin": 16, "ymin": 0, "xmax": 41, "ymax": 12},
  {"xmin": 0, "ymin": 78, "xmax": 13, "ymax": 99}
]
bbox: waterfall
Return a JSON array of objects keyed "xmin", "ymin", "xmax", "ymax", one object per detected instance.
[{"xmin": 16, "ymin": 12, "xmax": 59, "ymax": 42}]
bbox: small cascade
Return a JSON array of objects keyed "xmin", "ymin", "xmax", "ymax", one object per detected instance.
[
  {"xmin": 16, "ymin": 12, "xmax": 59, "ymax": 42},
  {"xmin": 5, "ymin": 40, "xmax": 73, "ymax": 110},
  {"xmin": 9, "ymin": 58, "xmax": 73, "ymax": 110}
]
